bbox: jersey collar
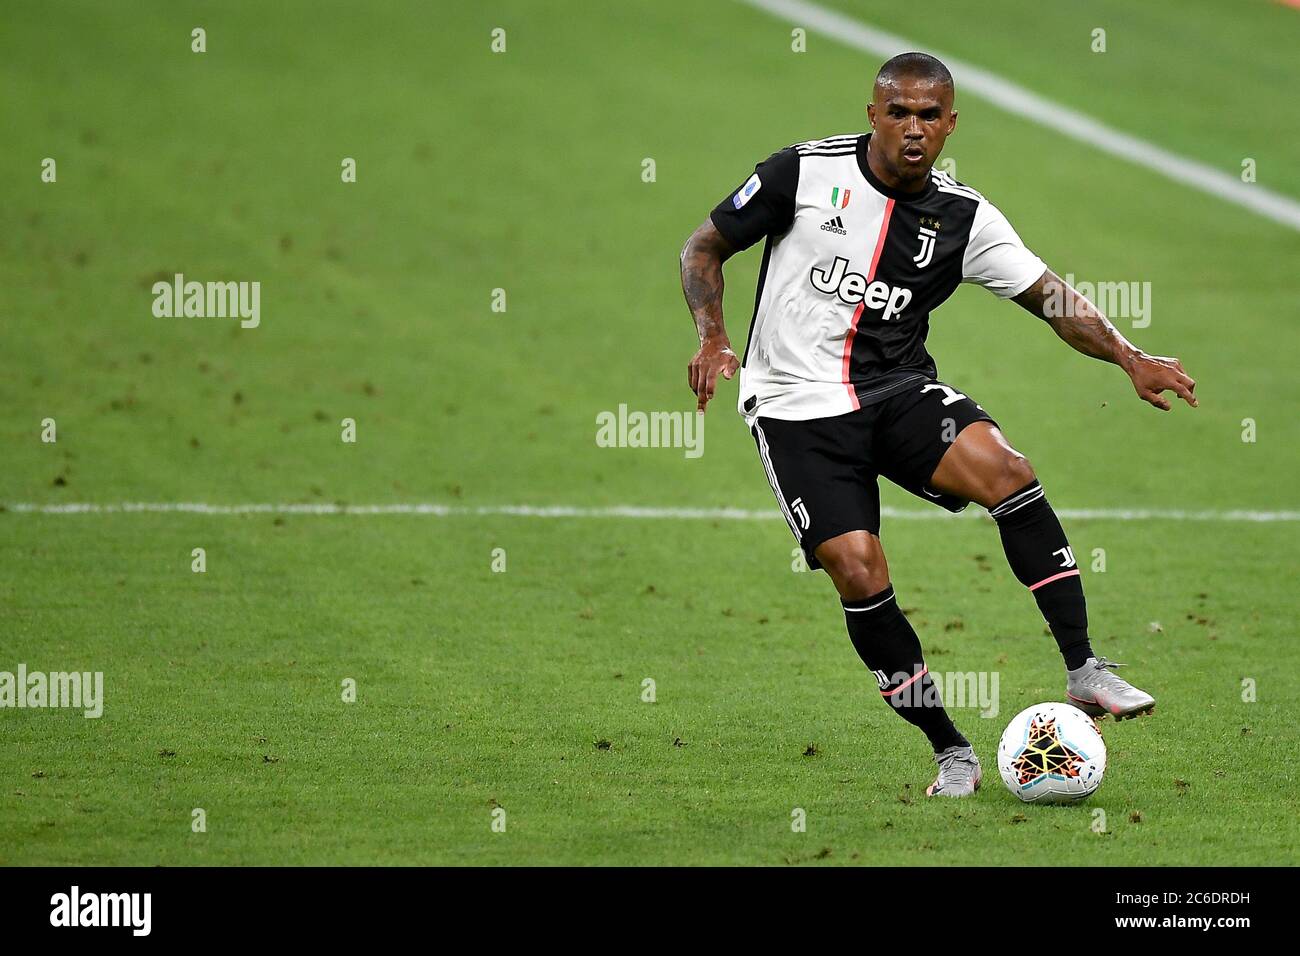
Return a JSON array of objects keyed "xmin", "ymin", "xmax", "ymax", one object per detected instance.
[{"xmin": 857, "ymin": 134, "xmax": 937, "ymax": 203}]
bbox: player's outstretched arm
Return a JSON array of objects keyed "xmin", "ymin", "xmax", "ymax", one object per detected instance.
[
  {"xmin": 1012, "ymin": 269, "xmax": 1198, "ymax": 412},
  {"xmin": 680, "ymin": 219, "xmax": 741, "ymax": 413}
]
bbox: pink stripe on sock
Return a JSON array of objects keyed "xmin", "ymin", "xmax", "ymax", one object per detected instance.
[
  {"xmin": 881, "ymin": 665, "xmax": 928, "ymax": 697},
  {"xmin": 1029, "ymin": 569, "xmax": 1081, "ymax": 591}
]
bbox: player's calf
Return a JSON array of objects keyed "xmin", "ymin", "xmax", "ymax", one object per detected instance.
[
  {"xmin": 840, "ymin": 585, "xmax": 970, "ymax": 755},
  {"xmin": 819, "ymin": 533, "xmax": 978, "ymax": 786},
  {"xmin": 989, "ymin": 479, "xmax": 1095, "ymax": 671}
]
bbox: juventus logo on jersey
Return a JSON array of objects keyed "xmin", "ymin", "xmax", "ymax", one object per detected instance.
[
  {"xmin": 790, "ymin": 496, "xmax": 811, "ymax": 530},
  {"xmin": 913, "ymin": 226, "xmax": 938, "ymax": 269}
]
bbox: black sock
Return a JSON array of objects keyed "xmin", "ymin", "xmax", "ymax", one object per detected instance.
[
  {"xmin": 989, "ymin": 480, "xmax": 1094, "ymax": 670},
  {"xmin": 842, "ymin": 586, "xmax": 968, "ymax": 753}
]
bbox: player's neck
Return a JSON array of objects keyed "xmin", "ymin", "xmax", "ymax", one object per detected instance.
[{"xmin": 865, "ymin": 136, "xmax": 930, "ymax": 195}]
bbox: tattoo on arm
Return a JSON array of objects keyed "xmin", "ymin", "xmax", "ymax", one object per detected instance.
[
  {"xmin": 681, "ymin": 220, "xmax": 736, "ymax": 343},
  {"xmin": 1012, "ymin": 269, "xmax": 1138, "ymax": 368}
]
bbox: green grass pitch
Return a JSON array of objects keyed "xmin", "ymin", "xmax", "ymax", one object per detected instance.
[{"xmin": 1, "ymin": 1, "xmax": 1297, "ymax": 865}]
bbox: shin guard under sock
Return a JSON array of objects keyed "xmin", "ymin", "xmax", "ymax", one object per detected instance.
[
  {"xmin": 842, "ymin": 586, "xmax": 968, "ymax": 752},
  {"xmin": 989, "ymin": 480, "xmax": 1094, "ymax": 670}
]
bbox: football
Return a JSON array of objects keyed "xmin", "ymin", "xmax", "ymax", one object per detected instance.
[{"xmin": 997, "ymin": 702, "xmax": 1107, "ymax": 803}]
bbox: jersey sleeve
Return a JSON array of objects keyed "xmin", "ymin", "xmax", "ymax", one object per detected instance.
[
  {"xmin": 709, "ymin": 147, "xmax": 800, "ymax": 252},
  {"xmin": 961, "ymin": 200, "xmax": 1046, "ymax": 298}
]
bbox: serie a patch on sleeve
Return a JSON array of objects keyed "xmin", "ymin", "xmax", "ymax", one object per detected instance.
[{"xmin": 733, "ymin": 173, "xmax": 762, "ymax": 209}]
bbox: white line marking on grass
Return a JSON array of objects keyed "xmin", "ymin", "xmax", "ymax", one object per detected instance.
[
  {"xmin": 4, "ymin": 503, "xmax": 1297, "ymax": 522},
  {"xmin": 739, "ymin": 0, "xmax": 1300, "ymax": 232}
]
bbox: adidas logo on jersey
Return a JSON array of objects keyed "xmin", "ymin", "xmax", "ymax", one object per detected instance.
[{"xmin": 820, "ymin": 216, "xmax": 847, "ymax": 235}]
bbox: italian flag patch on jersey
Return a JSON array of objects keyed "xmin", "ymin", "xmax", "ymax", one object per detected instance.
[{"xmin": 831, "ymin": 186, "xmax": 851, "ymax": 209}]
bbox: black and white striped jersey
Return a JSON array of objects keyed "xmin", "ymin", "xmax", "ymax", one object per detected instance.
[{"xmin": 710, "ymin": 133, "xmax": 1046, "ymax": 426}]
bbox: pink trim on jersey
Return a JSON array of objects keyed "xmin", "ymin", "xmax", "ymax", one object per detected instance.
[
  {"xmin": 1029, "ymin": 569, "xmax": 1081, "ymax": 591},
  {"xmin": 881, "ymin": 663, "xmax": 927, "ymax": 697},
  {"xmin": 842, "ymin": 197, "xmax": 895, "ymax": 409}
]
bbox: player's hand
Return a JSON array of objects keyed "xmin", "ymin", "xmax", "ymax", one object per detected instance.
[
  {"xmin": 687, "ymin": 337, "xmax": 740, "ymax": 412},
  {"xmin": 1124, "ymin": 352, "xmax": 1197, "ymax": 411}
]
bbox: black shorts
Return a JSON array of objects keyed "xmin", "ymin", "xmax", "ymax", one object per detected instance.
[{"xmin": 751, "ymin": 379, "xmax": 996, "ymax": 570}]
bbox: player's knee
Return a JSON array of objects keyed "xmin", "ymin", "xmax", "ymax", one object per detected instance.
[
  {"xmin": 818, "ymin": 540, "xmax": 888, "ymax": 600},
  {"xmin": 990, "ymin": 451, "xmax": 1036, "ymax": 501},
  {"xmin": 830, "ymin": 562, "xmax": 883, "ymax": 601}
]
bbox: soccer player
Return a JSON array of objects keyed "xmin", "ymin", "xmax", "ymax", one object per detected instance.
[{"xmin": 679, "ymin": 53, "xmax": 1197, "ymax": 797}]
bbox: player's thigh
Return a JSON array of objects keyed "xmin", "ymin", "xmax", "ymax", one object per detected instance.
[
  {"xmin": 751, "ymin": 414, "xmax": 879, "ymax": 572},
  {"xmin": 929, "ymin": 421, "xmax": 1036, "ymax": 508},
  {"xmin": 873, "ymin": 379, "xmax": 997, "ymax": 510}
]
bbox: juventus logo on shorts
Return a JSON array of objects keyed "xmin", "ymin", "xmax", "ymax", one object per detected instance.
[
  {"xmin": 790, "ymin": 496, "xmax": 811, "ymax": 530},
  {"xmin": 1053, "ymin": 546, "xmax": 1077, "ymax": 568},
  {"xmin": 913, "ymin": 226, "xmax": 937, "ymax": 269}
]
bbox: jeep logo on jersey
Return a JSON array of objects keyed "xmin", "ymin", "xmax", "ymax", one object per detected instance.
[{"xmin": 809, "ymin": 256, "xmax": 913, "ymax": 319}]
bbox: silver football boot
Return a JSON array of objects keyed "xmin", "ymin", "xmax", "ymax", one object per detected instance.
[
  {"xmin": 1066, "ymin": 657, "xmax": 1156, "ymax": 720},
  {"xmin": 926, "ymin": 745, "xmax": 983, "ymax": 797}
]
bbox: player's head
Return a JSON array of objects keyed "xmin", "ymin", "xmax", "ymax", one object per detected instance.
[{"xmin": 867, "ymin": 52, "xmax": 957, "ymax": 184}]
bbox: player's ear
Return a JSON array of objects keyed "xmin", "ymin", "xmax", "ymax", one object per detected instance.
[
  {"xmin": 947, "ymin": 110, "xmax": 958, "ymax": 135},
  {"xmin": 867, "ymin": 102, "xmax": 876, "ymax": 128}
]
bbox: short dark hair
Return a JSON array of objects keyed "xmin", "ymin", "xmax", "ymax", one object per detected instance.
[{"xmin": 875, "ymin": 52, "xmax": 953, "ymax": 91}]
